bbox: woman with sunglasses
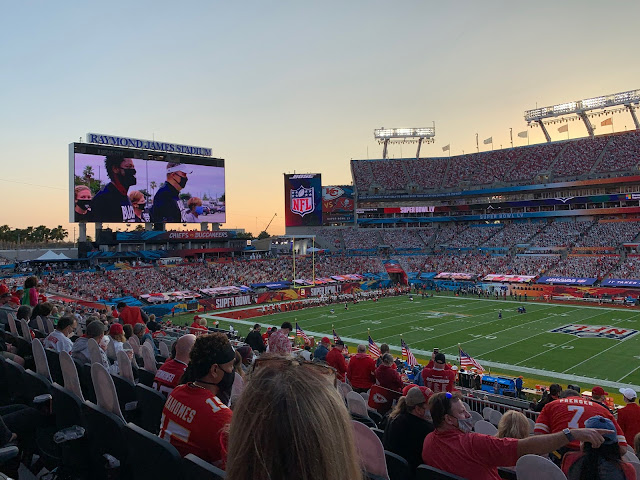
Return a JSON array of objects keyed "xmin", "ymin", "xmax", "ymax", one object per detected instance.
[{"xmin": 226, "ymin": 355, "xmax": 361, "ymax": 480}]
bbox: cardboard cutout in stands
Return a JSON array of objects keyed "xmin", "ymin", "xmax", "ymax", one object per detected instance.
[
  {"xmin": 59, "ymin": 351, "xmax": 84, "ymax": 401},
  {"xmin": 32, "ymin": 338, "xmax": 52, "ymax": 382}
]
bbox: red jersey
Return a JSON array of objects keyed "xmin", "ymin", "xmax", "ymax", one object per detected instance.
[
  {"xmin": 325, "ymin": 347, "xmax": 347, "ymax": 382},
  {"xmin": 119, "ymin": 306, "xmax": 143, "ymax": 326},
  {"xmin": 159, "ymin": 384, "xmax": 232, "ymax": 468},
  {"xmin": 153, "ymin": 358, "xmax": 188, "ymax": 396},
  {"xmin": 617, "ymin": 402, "xmax": 640, "ymax": 445},
  {"xmin": 189, "ymin": 322, "xmax": 207, "ymax": 335},
  {"xmin": 534, "ymin": 397, "xmax": 627, "ymax": 449},
  {"xmin": 346, "ymin": 353, "xmax": 376, "ymax": 390},
  {"xmin": 421, "ymin": 367, "xmax": 456, "ymax": 393}
]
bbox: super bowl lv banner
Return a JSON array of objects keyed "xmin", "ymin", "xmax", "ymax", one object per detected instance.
[{"xmin": 284, "ymin": 174, "xmax": 322, "ymax": 227}]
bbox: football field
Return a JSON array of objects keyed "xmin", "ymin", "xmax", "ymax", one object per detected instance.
[{"xmin": 203, "ymin": 294, "xmax": 640, "ymax": 391}]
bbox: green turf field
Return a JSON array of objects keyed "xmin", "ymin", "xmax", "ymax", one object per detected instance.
[{"xmin": 200, "ymin": 295, "xmax": 640, "ymax": 391}]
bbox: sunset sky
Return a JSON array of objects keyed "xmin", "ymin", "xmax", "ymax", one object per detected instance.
[{"xmin": 1, "ymin": 1, "xmax": 639, "ymax": 239}]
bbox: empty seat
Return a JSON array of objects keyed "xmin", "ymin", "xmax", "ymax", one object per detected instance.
[
  {"xmin": 482, "ymin": 407, "xmax": 494, "ymax": 421},
  {"xmin": 416, "ymin": 464, "xmax": 467, "ymax": 479},
  {"xmin": 124, "ymin": 422, "xmax": 181, "ymax": 478},
  {"xmin": 137, "ymin": 368, "xmax": 156, "ymax": 388},
  {"xmin": 3, "ymin": 358, "xmax": 27, "ymax": 403},
  {"xmin": 134, "ymin": 383, "xmax": 166, "ymax": 434},
  {"xmin": 473, "ymin": 420, "xmax": 498, "ymax": 436},
  {"xmin": 515, "ymin": 454, "xmax": 567, "ymax": 480},
  {"xmin": 51, "ymin": 383, "xmax": 89, "ymax": 475},
  {"xmin": 32, "ymin": 339, "xmax": 52, "ymax": 382},
  {"xmin": 489, "ymin": 410, "xmax": 503, "ymax": 427},
  {"xmin": 83, "ymin": 400, "xmax": 127, "ymax": 476},
  {"xmin": 182, "ymin": 454, "xmax": 226, "ymax": 479},
  {"xmin": 158, "ymin": 341, "xmax": 171, "ymax": 358},
  {"xmin": 45, "ymin": 348, "xmax": 64, "ymax": 385},
  {"xmin": 23, "ymin": 369, "xmax": 51, "ymax": 403},
  {"xmin": 385, "ymin": 450, "xmax": 411, "ymax": 480},
  {"xmin": 469, "ymin": 410, "xmax": 483, "ymax": 425}
]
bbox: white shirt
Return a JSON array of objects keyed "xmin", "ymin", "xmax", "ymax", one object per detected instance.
[{"xmin": 44, "ymin": 329, "xmax": 73, "ymax": 353}]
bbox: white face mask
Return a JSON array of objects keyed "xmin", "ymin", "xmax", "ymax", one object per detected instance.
[{"xmin": 456, "ymin": 416, "xmax": 474, "ymax": 434}]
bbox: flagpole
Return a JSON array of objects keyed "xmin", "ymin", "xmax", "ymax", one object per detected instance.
[
  {"xmin": 292, "ymin": 236, "xmax": 296, "ymax": 283},
  {"xmin": 510, "ymin": 128, "xmax": 513, "ymax": 148},
  {"xmin": 312, "ymin": 236, "xmax": 315, "ymax": 286},
  {"xmin": 476, "ymin": 133, "xmax": 479, "ymax": 153}
]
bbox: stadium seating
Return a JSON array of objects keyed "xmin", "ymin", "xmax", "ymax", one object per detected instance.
[
  {"xmin": 415, "ymin": 464, "xmax": 466, "ymax": 480},
  {"xmin": 124, "ymin": 422, "xmax": 182, "ymax": 478},
  {"xmin": 384, "ymin": 450, "xmax": 411, "ymax": 480},
  {"xmin": 133, "ymin": 383, "xmax": 166, "ymax": 434},
  {"xmin": 352, "ymin": 420, "xmax": 389, "ymax": 479},
  {"xmin": 515, "ymin": 454, "xmax": 566, "ymax": 480},
  {"xmin": 182, "ymin": 454, "xmax": 227, "ymax": 479}
]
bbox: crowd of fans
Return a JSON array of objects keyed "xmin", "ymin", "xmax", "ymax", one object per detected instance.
[
  {"xmin": 545, "ymin": 255, "xmax": 620, "ymax": 279},
  {"xmin": 574, "ymin": 221, "xmax": 640, "ymax": 248},
  {"xmin": 529, "ymin": 221, "xmax": 592, "ymax": 248},
  {"xmin": 380, "ymin": 228, "xmax": 430, "ymax": 250},
  {"xmin": 351, "ymin": 130, "xmax": 640, "ymax": 192},
  {"xmin": 446, "ymin": 225, "xmax": 503, "ymax": 248},
  {"xmin": 483, "ymin": 223, "xmax": 543, "ymax": 248}
]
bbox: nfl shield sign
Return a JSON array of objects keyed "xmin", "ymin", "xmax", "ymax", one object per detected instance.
[
  {"xmin": 290, "ymin": 185, "xmax": 315, "ymax": 217},
  {"xmin": 550, "ymin": 324, "xmax": 639, "ymax": 341}
]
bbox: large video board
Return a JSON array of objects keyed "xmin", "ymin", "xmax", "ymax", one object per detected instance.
[
  {"xmin": 322, "ymin": 185, "xmax": 354, "ymax": 224},
  {"xmin": 284, "ymin": 174, "xmax": 322, "ymax": 227},
  {"xmin": 70, "ymin": 143, "xmax": 225, "ymax": 224}
]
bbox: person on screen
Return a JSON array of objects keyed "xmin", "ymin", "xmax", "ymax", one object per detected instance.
[
  {"xmin": 151, "ymin": 162, "xmax": 192, "ymax": 223},
  {"xmin": 182, "ymin": 197, "xmax": 203, "ymax": 223},
  {"xmin": 91, "ymin": 155, "xmax": 137, "ymax": 222},
  {"xmin": 74, "ymin": 185, "xmax": 93, "ymax": 222},
  {"xmin": 128, "ymin": 190, "xmax": 151, "ymax": 223}
]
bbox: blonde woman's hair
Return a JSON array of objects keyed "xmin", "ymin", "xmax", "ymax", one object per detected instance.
[
  {"xmin": 496, "ymin": 410, "xmax": 530, "ymax": 439},
  {"xmin": 389, "ymin": 395, "xmax": 423, "ymax": 420},
  {"xmin": 226, "ymin": 357, "xmax": 362, "ymax": 480},
  {"xmin": 74, "ymin": 185, "xmax": 91, "ymax": 200},
  {"xmin": 111, "ymin": 333, "xmax": 126, "ymax": 343}
]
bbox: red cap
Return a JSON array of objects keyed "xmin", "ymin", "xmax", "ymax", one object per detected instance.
[
  {"xmin": 0, "ymin": 284, "xmax": 8, "ymax": 295},
  {"xmin": 109, "ymin": 323, "xmax": 124, "ymax": 336},
  {"xmin": 321, "ymin": 336, "xmax": 331, "ymax": 344},
  {"xmin": 9, "ymin": 296, "xmax": 21, "ymax": 305},
  {"xmin": 592, "ymin": 386, "xmax": 608, "ymax": 396},
  {"xmin": 402, "ymin": 385, "xmax": 433, "ymax": 401}
]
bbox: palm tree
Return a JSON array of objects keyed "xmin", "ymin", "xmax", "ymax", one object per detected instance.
[
  {"xmin": 83, "ymin": 165, "xmax": 94, "ymax": 183},
  {"xmin": 150, "ymin": 181, "xmax": 157, "ymax": 195}
]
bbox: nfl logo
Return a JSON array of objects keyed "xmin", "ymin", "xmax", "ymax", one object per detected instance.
[{"xmin": 290, "ymin": 185, "xmax": 315, "ymax": 217}]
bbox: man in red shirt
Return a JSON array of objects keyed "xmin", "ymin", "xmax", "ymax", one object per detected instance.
[
  {"xmin": 421, "ymin": 353, "xmax": 456, "ymax": 393},
  {"xmin": 423, "ymin": 392, "xmax": 611, "ymax": 480},
  {"xmin": 534, "ymin": 389, "xmax": 627, "ymax": 458},
  {"xmin": 117, "ymin": 302, "xmax": 146, "ymax": 326},
  {"xmin": 617, "ymin": 388, "xmax": 640, "ymax": 445},
  {"xmin": 154, "ymin": 334, "xmax": 196, "ymax": 396},
  {"xmin": 159, "ymin": 333, "xmax": 234, "ymax": 468},
  {"xmin": 347, "ymin": 344, "xmax": 376, "ymax": 392},
  {"xmin": 325, "ymin": 340, "xmax": 347, "ymax": 382}
]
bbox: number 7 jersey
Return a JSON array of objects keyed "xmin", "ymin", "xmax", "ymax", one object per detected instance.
[
  {"xmin": 534, "ymin": 397, "xmax": 627, "ymax": 450},
  {"xmin": 159, "ymin": 383, "xmax": 232, "ymax": 468}
]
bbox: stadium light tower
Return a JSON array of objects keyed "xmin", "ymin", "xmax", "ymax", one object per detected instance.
[
  {"xmin": 524, "ymin": 89, "xmax": 640, "ymax": 142},
  {"xmin": 374, "ymin": 126, "xmax": 435, "ymax": 159}
]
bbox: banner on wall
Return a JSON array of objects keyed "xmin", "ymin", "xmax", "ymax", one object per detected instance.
[
  {"xmin": 482, "ymin": 274, "xmax": 536, "ymax": 283},
  {"xmin": 537, "ymin": 276, "xmax": 597, "ymax": 286},
  {"xmin": 601, "ymin": 279, "xmax": 640, "ymax": 288}
]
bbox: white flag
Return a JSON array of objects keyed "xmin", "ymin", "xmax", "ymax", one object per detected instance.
[
  {"xmin": 442, "ymin": 144, "xmax": 450, "ymax": 152},
  {"xmin": 483, "ymin": 137, "xmax": 492, "ymax": 145},
  {"xmin": 517, "ymin": 131, "xmax": 528, "ymax": 138}
]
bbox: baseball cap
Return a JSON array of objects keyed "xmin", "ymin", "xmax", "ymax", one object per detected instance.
[
  {"xmin": 321, "ymin": 336, "xmax": 331, "ymax": 344},
  {"xmin": 405, "ymin": 386, "xmax": 432, "ymax": 407},
  {"xmin": 592, "ymin": 386, "xmax": 608, "ymax": 396},
  {"xmin": 9, "ymin": 296, "xmax": 21, "ymax": 305},
  {"xmin": 109, "ymin": 323, "xmax": 124, "ymax": 336},
  {"xmin": 619, "ymin": 387, "xmax": 637, "ymax": 401},
  {"xmin": 335, "ymin": 340, "xmax": 344, "ymax": 346},
  {"xmin": 0, "ymin": 284, "xmax": 9, "ymax": 296},
  {"xmin": 166, "ymin": 163, "xmax": 193, "ymax": 174},
  {"xmin": 584, "ymin": 415, "xmax": 617, "ymax": 445},
  {"xmin": 434, "ymin": 353, "xmax": 446, "ymax": 364}
]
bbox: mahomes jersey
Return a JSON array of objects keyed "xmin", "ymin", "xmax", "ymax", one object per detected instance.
[
  {"xmin": 153, "ymin": 358, "xmax": 188, "ymax": 396},
  {"xmin": 159, "ymin": 384, "xmax": 232, "ymax": 467},
  {"xmin": 534, "ymin": 397, "xmax": 627, "ymax": 450},
  {"xmin": 421, "ymin": 368, "xmax": 456, "ymax": 393}
]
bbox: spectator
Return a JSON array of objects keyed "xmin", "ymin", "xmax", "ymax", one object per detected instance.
[
  {"xmin": 21, "ymin": 276, "xmax": 38, "ymax": 307},
  {"xmin": 423, "ymin": 391, "xmax": 610, "ymax": 480},
  {"xmin": 28, "ymin": 302, "xmax": 53, "ymax": 330},
  {"xmin": 421, "ymin": 353, "xmax": 456, "ymax": 393},
  {"xmin": 617, "ymin": 388, "xmax": 640, "ymax": 446},
  {"xmin": 108, "ymin": 323, "xmax": 128, "ymax": 356},
  {"xmin": 71, "ymin": 320, "xmax": 109, "ymax": 368},
  {"xmin": 346, "ymin": 344, "xmax": 376, "ymax": 392},
  {"xmin": 533, "ymin": 383, "xmax": 562, "ymax": 412},
  {"xmin": 117, "ymin": 302, "xmax": 146, "ymax": 327},
  {"xmin": 383, "ymin": 385, "xmax": 434, "ymax": 471},
  {"xmin": 189, "ymin": 317, "xmax": 208, "ymax": 336},
  {"xmin": 561, "ymin": 415, "xmax": 635, "ymax": 480},
  {"xmin": 159, "ymin": 333, "xmax": 234, "ymax": 467},
  {"xmin": 591, "ymin": 386, "xmax": 614, "ymax": 413},
  {"xmin": 244, "ymin": 324, "xmax": 265, "ymax": 353},
  {"xmin": 123, "ymin": 323, "xmax": 133, "ymax": 340},
  {"xmin": 313, "ymin": 336, "xmax": 331, "ymax": 362},
  {"xmin": 153, "ymin": 334, "xmax": 196, "ymax": 396},
  {"xmin": 497, "ymin": 410, "xmax": 530, "ymax": 440},
  {"xmin": 43, "ymin": 316, "xmax": 76, "ymax": 353},
  {"xmin": 325, "ymin": 340, "xmax": 348, "ymax": 382},
  {"xmin": 225, "ymin": 355, "xmax": 361, "ymax": 480},
  {"xmin": 133, "ymin": 323, "xmax": 159, "ymax": 355},
  {"xmin": 376, "ymin": 353, "xmax": 403, "ymax": 393},
  {"xmin": 376, "ymin": 343, "xmax": 390, "ymax": 368},
  {"xmin": 268, "ymin": 322, "xmax": 292, "ymax": 356}
]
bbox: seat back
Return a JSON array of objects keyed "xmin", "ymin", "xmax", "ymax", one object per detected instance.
[
  {"xmin": 622, "ymin": 450, "xmax": 640, "ymax": 463},
  {"xmin": 143, "ymin": 338, "xmax": 155, "ymax": 354},
  {"xmin": 83, "ymin": 400, "xmax": 127, "ymax": 469},
  {"xmin": 45, "ymin": 348, "xmax": 64, "ymax": 384},
  {"xmin": 141, "ymin": 344, "xmax": 157, "ymax": 373},
  {"xmin": 117, "ymin": 350, "xmax": 135, "ymax": 382},
  {"xmin": 134, "ymin": 383, "xmax": 166, "ymax": 434},
  {"xmin": 4, "ymin": 358, "xmax": 27, "ymax": 403},
  {"xmin": 32, "ymin": 338, "xmax": 52, "ymax": 382},
  {"xmin": 515, "ymin": 454, "xmax": 567, "ymax": 480},
  {"xmin": 351, "ymin": 420, "xmax": 388, "ymax": 479},
  {"xmin": 384, "ymin": 451, "xmax": 411, "ymax": 480},
  {"xmin": 51, "ymin": 382, "xmax": 85, "ymax": 430},
  {"xmin": 482, "ymin": 406, "xmax": 494, "ymax": 420},
  {"xmin": 17, "ymin": 318, "xmax": 32, "ymax": 343},
  {"xmin": 416, "ymin": 464, "xmax": 467, "ymax": 480},
  {"xmin": 45, "ymin": 317, "xmax": 55, "ymax": 334},
  {"xmin": 469, "ymin": 410, "xmax": 483, "ymax": 425},
  {"xmin": 473, "ymin": 420, "xmax": 498, "ymax": 436},
  {"xmin": 87, "ymin": 338, "xmax": 103, "ymax": 366},
  {"xmin": 24, "ymin": 369, "xmax": 52, "ymax": 401},
  {"xmin": 7, "ymin": 314, "xmax": 18, "ymax": 336},
  {"xmin": 128, "ymin": 334, "xmax": 141, "ymax": 355},
  {"xmin": 489, "ymin": 409, "xmax": 503, "ymax": 427},
  {"xmin": 60, "ymin": 351, "xmax": 85, "ymax": 401},
  {"xmin": 137, "ymin": 368, "xmax": 156, "ymax": 388},
  {"xmin": 182, "ymin": 454, "xmax": 226, "ymax": 480},
  {"xmin": 347, "ymin": 391, "xmax": 371, "ymax": 418},
  {"xmin": 35, "ymin": 315, "xmax": 46, "ymax": 333},
  {"xmin": 106, "ymin": 339, "xmax": 117, "ymax": 361},
  {"xmin": 158, "ymin": 341, "xmax": 171, "ymax": 358},
  {"xmin": 91, "ymin": 363, "xmax": 124, "ymax": 420},
  {"xmin": 124, "ymin": 422, "xmax": 181, "ymax": 478}
]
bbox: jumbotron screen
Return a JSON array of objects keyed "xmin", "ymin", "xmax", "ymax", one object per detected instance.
[{"xmin": 69, "ymin": 144, "xmax": 225, "ymax": 224}]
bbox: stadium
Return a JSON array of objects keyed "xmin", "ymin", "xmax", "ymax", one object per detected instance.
[{"xmin": 4, "ymin": 3, "xmax": 640, "ymax": 477}]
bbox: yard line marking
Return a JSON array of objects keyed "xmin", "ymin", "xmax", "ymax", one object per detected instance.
[{"xmin": 618, "ymin": 364, "xmax": 640, "ymax": 383}]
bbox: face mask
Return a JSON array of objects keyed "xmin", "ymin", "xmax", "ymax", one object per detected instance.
[
  {"xmin": 176, "ymin": 175, "xmax": 188, "ymax": 189},
  {"xmin": 456, "ymin": 416, "xmax": 474, "ymax": 434},
  {"xmin": 216, "ymin": 368, "xmax": 235, "ymax": 404},
  {"xmin": 76, "ymin": 199, "xmax": 91, "ymax": 211},
  {"xmin": 195, "ymin": 206, "xmax": 204, "ymax": 215},
  {"xmin": 121, "ymin": 168, "xmax": 137, "ymax": 187}
]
